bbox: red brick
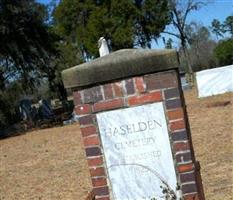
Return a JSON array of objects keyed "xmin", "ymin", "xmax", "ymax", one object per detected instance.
[
  {"xmin": 178, "ymin": 163, "xmax": 194, "ymax": 173},
  {"xmin": 83, "ymin": 86, "xmax": 103, "ymax": 104},
  {"xmin": 87, "ymin": 157, "xmax": 103, "ymax": 167},
  {"xmin": 164, "ymin": 88, "xmax": 180, "ymax": 99},
  {"xmin": 90, "ymin": 167, "xmax": 106, "ymax": 177},
  {"xmin": 180, "ymin": 172, "xmax": 196, "ymax": 183},
  {"xmin": 134, "ymin": 77, "xmax": 145, "ymax": 93},
  {"xmin": 176, "ymin": 152, "xmax": 192, "ymax": 163},
  {"xmin": 144, "ymin": 73, "xmax": 160, "ymax": 90},
  {"xmin": 92, "ymin": 177, "xmax": 107, "ymax": 187},
  {"xmin": 145, "ymin": 71, "xmax": 178, "ymax": 90},
  {"xmin": 103, "ymin": 84, "xmax": 113, "ymax": 100},
  {"xmin": 82, "ymin": 88, "xmax": 93, "ymax": 104},
  {"xmin": 172, "ymin": 130, "xmax": 188, "ymax": 141},
  {"xmin": 174, "ymin": 142, "xmax": 190, "ymax": 152},
  {"xmin": 79, "ymin": 115, "xmax": 95, "ymax": 126},
  {"xmin": 184, "ymin": 194, "xmax": 199, "ymax": 200},
  {"xmin": 83, "ymin": 135, "xmax": 100, "ymax": 147},
  {"xmin": 95, "ymin": 197, "xmax": 110, "ymax": 200},
  {"xmin": 93, "ymin": 99, "xmax": 124, "ymax": 112},
  {"xmin": 86, "ymin": 147, "xmax": 102, "ymax": 157},
  {"xmin": 167, "ymin": 108, "xmax": 184, "ymax": 120},
  {"xmin": 170, "ymin": 119, "xmax": 185, "ymax": 131},
  {"xmin": 166, "ymin": 98, "xmax": 182, "ymax": 110},
  {"xmin": 73, "ymin": 91, "xmax": 82, "ymax": 105},
  {"xmin": 75, "ymin": 104, "xmax": 92, "ymax": 115},
  {"xmin": 128, "ymin": 91, "xmax": 162, "ymax": 106},
  {"xmin": 113, "ymin": 82, "xmax": 124, "ymax": 97},
  {"xmin": 125, "ymin": 78, "xmax": 135, "ymax": 95},
  {"xmin": 182, "ymin": 183, "xmax": 197, "ymax": 194},
  {"xmin": 93, "ymin": 186, "xmax": 109, "ymax": 196},
  {"xmin": 81, "ymin": 126, "xmax": 97, "ymax": 137}
]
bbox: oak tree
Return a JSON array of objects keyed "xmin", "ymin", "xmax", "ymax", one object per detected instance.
[{"xmin": 53, "ymin": 0, "xmax": 171, "ymax": 58}]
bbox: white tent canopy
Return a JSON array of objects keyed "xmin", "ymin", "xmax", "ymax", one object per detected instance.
[{"xmin": 196, "ymin": 65, "xmax": 233, "ymax": 98}]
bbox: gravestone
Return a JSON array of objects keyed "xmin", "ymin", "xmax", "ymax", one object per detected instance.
[{"xmin": 62, "ymin": 49, "xmax": 205, "ymax": 200}]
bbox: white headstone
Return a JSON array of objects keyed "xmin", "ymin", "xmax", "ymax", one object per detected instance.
[
  {"xmin": 196, "ymin": 65, "xmax": 233, "ymax": 98},
  {"xmin": 97, "ymin": 102, "xmax": 180, "ymax": 200},
  {"xmin": 98, "ymin": 37, "xmax": 110, "ymax": 57}
]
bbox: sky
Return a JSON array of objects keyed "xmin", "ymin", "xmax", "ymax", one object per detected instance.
[
  {"xmin": 154, "ymin": 0, "xmax": 233, "ymax": 48},
  {"xmin": 37, "ymin": 0, "xmax": 233, "ymax": 48}
]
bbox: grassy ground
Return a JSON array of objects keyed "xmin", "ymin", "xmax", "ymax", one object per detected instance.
[
  {"xmin": 184, "ymin": 89, "xmax": 232, "ymax": 200},
  {"xmin": 0, "ymin": 125, "xmax": 92, "ymax": 200},
  {"xmin": 0, "ymin": 88, "xmax": 232, "ymax": 200}
]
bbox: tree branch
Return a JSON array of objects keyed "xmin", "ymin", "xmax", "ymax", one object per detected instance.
[
  {"xmin": 182, "ymin": 1, "xmax": 206, "ymax": 30},
  {"xmin": 162, "ymin": 31, "xmax": 181, "ymax": 39}
]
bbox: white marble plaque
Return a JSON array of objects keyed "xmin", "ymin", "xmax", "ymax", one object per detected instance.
[{"xmin": 97, "ymin": 102, "xmax": 180, "ymax": 200}]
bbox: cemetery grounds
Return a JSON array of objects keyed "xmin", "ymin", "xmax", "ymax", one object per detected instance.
[{"xmin": 0, "ymin": 88, "xmax": 232, "ymax": 200}]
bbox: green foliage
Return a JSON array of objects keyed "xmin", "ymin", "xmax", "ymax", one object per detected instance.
[
  {"xmin": 0, "ymin": 0, "xmax": 57, "ymax": 88},
  {"xmin": 214, "ymin": 39, "xmax": 233, "ymax": 66},
  {"xmin": 53, "ymin": 0, "xmax": 171, "ymax": 58},
  {"xmin": 0, "ymin": 0, "xmax": 52, "ymax": 126},
  {"xmin": 165, "ymin": 38, "xmax": 173, "ymax": 49},
  {"xmin": 223, "ymin": 15, "xmax": 233, "ymax": 37},
  {"xmin": 55, "ymin": 42, "xmax": 83, "ymax": 71},
  {"xmin": 47, "ymin": 41, "xmax": 83, "ymax": 100},
  {"xmin": 211, "ymin": 15, "xmax": 233, "ymax": 38},
  {"xmin": 0, "ymin": 0, "xmax": 75, "ymax": 127},
  {"xmin": 177, "ymin": 22, "xmax": 218, "ymax": 72},
  {"xmin": 0, "ymin": 82, "xmax": 24, "ymax": 128},
  {"xmin": 0, "ymin": 0, "xmax": 82, "ymax": 100},
  {"xmin": 166, "ymin": 0, "xmax": 207, "ymax": 77},
  {"xmin": 186, "ymin": 23, "xmax": 210, "ymax": 45},
  {"xmin": 211, "ymin": 19, "xmax": 224, "ymax": 39}
]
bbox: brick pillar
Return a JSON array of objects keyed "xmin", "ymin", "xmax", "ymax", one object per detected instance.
[{"xmin": 62, "ymin": 49, "xmax": 205, "ymax": 200}]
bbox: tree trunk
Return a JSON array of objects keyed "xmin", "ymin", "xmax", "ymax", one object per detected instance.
[
  {"xmin": 181, "ymin": 40, "xmax": 194, "ymax": 86},
  {"xmin": 56, "ymin": 81, "xmax": 67, "ymax": 101},
  {"xmin": 0, "ymin": 71, "xmax": 6, "ymax": 91}
]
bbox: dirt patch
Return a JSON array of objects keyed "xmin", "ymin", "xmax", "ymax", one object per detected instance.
[
  {"xmin": 184, "ymin": 89, "xmax": 232, "ymax": 200},
  {"xmin": 206, "ymin": 100, "xmax": 231, "ymax": 108},
  {"xmin": 0, "ymin": 124, "xmax": 91, "ymax": 200},
  {"xmin": 0, "ymin": 88, "xmax": 232, "ymax": 200}
]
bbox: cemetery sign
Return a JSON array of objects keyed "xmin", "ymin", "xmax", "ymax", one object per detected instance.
[
  {"xmin": 62, "ymin": 49, "xmax": 205, "ymax": 200},
  {"xmin": 97, "ymin": 102, "xmax": 180, "ymax": 199}
]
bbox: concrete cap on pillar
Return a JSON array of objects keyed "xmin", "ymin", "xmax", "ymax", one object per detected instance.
[{"xmin": 62, "ymin": 49, "xmax": 179, "ymax": 89}]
